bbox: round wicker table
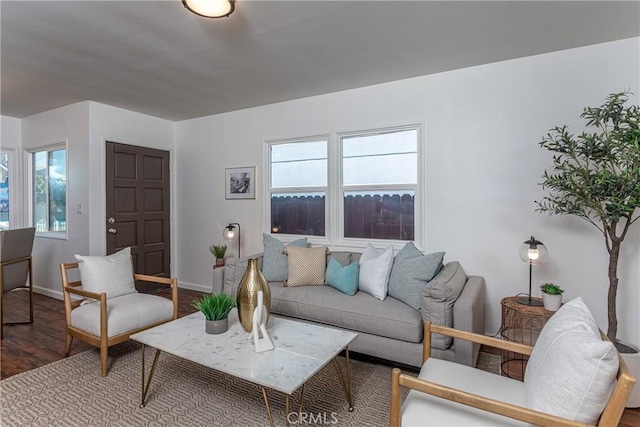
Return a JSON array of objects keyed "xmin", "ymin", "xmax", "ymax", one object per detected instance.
[{"xmin": 500, "ymin": 296, "xmax": 555, "ymax": 380}]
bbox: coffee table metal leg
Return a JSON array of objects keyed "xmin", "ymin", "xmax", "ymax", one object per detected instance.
[
  {"xmin": 140, "ymin": 344, "xmax": 162, "ymax": 408},
  {"xmin": 261, "ymin": 387, "xmax": 275, "ymax": 427},
  {"xmin": 261, "ymin": 384, "xmax": 306, "ymax": 427},
  {"xmin": 332, "ymin": 347, "xmax": 354, "ymax": 411}
]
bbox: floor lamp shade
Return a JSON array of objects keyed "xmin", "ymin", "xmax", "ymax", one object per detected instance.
[
  {"xmin": 223, "ymin": 223, "xmax": 241, "ymax": 258},
  {"xmin": 517, "ymin": 236, "xmax": 548, "ymax": 306}
]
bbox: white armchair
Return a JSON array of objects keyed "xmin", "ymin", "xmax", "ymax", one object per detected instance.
[
  {"xmin": 391, "ymin": 298, "xmax": 636, "ymax": 426},
  {"xmin": 60, "ymin": 250, "xmax": 178, "ymax": 377}
]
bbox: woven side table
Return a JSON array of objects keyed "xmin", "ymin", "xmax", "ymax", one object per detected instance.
[{"xmin": 500, "ymin": 296, "xmax": 554, "ymax": 380}]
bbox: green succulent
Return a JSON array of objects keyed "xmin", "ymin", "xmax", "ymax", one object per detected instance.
[
  {"xmin": 191, "ymin": 293, "xmax": 236, "ymax": 321},
  {"xmin": 209, "ymin": 244, "xmax": 227, "ymax": 258},
  {"xmin": 540, "ymin": 283, "xmax": 564, "ymax": 295}
]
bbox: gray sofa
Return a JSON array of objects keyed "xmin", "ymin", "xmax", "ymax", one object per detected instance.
[{"xmin": 216, "ymin": 251, "xmax": 485, "ymax": 368}]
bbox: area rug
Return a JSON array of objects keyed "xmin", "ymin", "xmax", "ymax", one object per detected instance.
[{"xmin": 1, "ymin": 342, "xmax": 500, "ymax": 426}]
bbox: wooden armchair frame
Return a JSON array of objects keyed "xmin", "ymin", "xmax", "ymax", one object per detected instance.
[
  {"xmin": 390, "ymin": 321, "xmax": 636, "ymax": 427},
  {"xmin": 60, "ymin": 262, "xmax": 179, "ymax": 377}
]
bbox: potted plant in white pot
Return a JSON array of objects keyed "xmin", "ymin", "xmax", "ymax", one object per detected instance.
[
  {"xmin": 210, "ymin": 244, "xmax": 227, "ymax": 267},
  {"xmin": 539, "ymin": 283, "xmax": 564, "ymax": 312},
  {"xmin": 537, "ymin": 91, "xmax": 640, "ymax": 407},
  {"xmin": 191, "ymin": 293, "xmax": 236, "ymax": 334}
]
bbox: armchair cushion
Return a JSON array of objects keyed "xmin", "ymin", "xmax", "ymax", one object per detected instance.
[
  {"xmin": 402, "ymin": 358, "xmax": 528, "ymax": 426},
  {"xmin": 524, "ymin": 297, "xmax": 619, "ymax": 424},
  {"xmin": 70, "ymin": 293, "xmax": 174, "ymax": 337},
  {"xmin": 74, "ymin": 247, "xmax": 136, "ymax": 301}
]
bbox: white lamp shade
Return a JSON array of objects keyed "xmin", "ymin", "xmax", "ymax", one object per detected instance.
[
  {"xmin": 519, "ymin": 237, "xmax": 548, "ymax": 265},
  {"xmin": 183, "ymin": 0, "xmax": 234, "ymax": 18},
  {"xmin": 223, "ymin": 225, "xmax": 238, "ymax": 241}
]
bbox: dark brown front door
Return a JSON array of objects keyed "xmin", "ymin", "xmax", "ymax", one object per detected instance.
[{"xmin": 106, "ymin": 142, "xmax": 170, "ymax": 278}]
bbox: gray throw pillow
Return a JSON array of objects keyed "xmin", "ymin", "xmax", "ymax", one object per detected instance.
[
  {"xmin": 388, "ymin": 242, "xmax": 444, "ymax": 310},
  {"xmin": 422, "ymin": 261, "xmax": 466, "ymax": 349},
  {"xmin": 261, "ymin": 234, "xmax": 307, "ymax": 282}
]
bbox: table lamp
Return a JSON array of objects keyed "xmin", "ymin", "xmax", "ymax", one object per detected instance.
[
  {"xmin": 517, "ymin": 236, "xmax": 548, "ymax": 306},
  {"xmin": 223, "ymin": 223, "xmax": 241, "ymax": 258}
]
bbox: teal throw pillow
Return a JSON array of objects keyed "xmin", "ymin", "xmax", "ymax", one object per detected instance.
[
  {"xmin": 262, "ymin": 234, "xmax": 307, "ymax": 282},
  {"xmin": 325, "ymin": 257, "xmax": 359, "ymax": 296},
  {"xmin": 388, "ymin": 242, "xmax": 445, "ymax": 310}
]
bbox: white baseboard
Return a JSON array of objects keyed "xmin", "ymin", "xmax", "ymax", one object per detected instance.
[{"xmin": 178, "ymin": 281, "xmax": 211, "ymax": 293}]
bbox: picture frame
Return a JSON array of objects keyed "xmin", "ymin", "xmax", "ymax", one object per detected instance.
[{"xmin": 225, "ymin": 166, "xmax": 256, "ymax": 199}]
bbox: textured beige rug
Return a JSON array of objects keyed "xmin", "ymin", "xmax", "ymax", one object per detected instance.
[{"xmin": 1, "ymin": 342, "xmax": 500, "ymax": 426}]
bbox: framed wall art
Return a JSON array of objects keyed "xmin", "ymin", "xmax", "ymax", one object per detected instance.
[{"xmin": 225, "ymin": 166, "xmax": 256, "ymax": 199}]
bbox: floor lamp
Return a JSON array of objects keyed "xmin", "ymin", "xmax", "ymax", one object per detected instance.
[
  {"xmin": 223, "ymin": 223, "xmax": 241, "ymax": 259},
  {"xmin": 517, "ymin": 236, "xmax": 548, "ymax": 306}
]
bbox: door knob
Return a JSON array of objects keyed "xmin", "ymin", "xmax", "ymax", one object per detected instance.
[
  {"xmin": 108, "ymin": 228, "xmax": 117, "ymax": 234},
  {"xmin": 107, "ymin": 217, "xmax": 115, "ymax": 224}
]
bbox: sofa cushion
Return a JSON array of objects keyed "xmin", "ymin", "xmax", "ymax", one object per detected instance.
[
  {"xmin": 388, "ymin": 242, "xmax": 444, "ymax": 310},
  {"xmin": 325, "ymin": 257, "xmax": 359, "ymax": 296},
  {"xmin": 70, "ymin": 293, "xmax": 174, "ymax": 337},
  {"xmin": 284, "ymin": 246, "xmax": 328, "ymax": 287},
  {"xmin": 358, "ymin": 244, "xmax": 394, "ymax": 301},
  {"xmin": 261, "ymin": 234, "xmax": 307, "ymax": 282},
  {"xmin": 74, "ymin": 247, "xmax": 136, "ymax": 302},
  {"xmin": 270, "ymin": 281, "xmax": 423, "ymax": 343},
  {"xmin": 524, "ymin": 297, "xmax": 618, "ymax": 424},
  {"xmin": 422, "ymin": 262, "xmax": 467, "ymax": 349},
  {"xmin": 402, "ymin": 358, "xmax": 528, "ymax": 426}
]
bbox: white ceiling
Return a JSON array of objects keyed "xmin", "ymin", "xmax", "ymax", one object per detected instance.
[{"xmin": 2, "ymin": 1, "xmax": 639, "ymax": 121}]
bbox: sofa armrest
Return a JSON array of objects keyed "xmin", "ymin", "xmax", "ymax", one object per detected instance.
[
  {"xmin": 452, "ymin": 275, "xmax": 486, "ymax": 367},
  {"xmin": 221, "ymin": 253, "xmax": 264, "ymax": 295}
]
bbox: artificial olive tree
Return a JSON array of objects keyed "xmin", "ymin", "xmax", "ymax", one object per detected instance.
[{"xmin": 537, "ymin": 91, "xmax": 640, "ymax": 351}]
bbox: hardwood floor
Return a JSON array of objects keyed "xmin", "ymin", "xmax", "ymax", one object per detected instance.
[{"xmin": 1, "ymin": 289, "xmax": 639, "ymax": 426}]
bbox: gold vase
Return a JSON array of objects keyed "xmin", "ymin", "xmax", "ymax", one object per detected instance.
[{"xmin": 236, "ymin": 258, "xmax": 270, "ymax": 332}]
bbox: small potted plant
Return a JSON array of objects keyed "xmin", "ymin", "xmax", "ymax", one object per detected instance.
[
  {"xmin": 539, "ymin": 283, "xmax": 564, "ymax": 312},
  {"xmin": 191, "ymin": 293, "xmax": 236, "ymax": 334},
  {"xmin": 209, "ymin": 244, "xmax": 227, "ymax": 267}
]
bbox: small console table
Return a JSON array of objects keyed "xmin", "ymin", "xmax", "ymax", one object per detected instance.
[{"xmin": 500, "ymin": 296, "xmax": 554, "ymax": 380}]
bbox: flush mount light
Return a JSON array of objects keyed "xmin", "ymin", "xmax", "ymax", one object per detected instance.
[{"xmin": 182, "ymin": 0, "xmax": 235, "ymax": 18}]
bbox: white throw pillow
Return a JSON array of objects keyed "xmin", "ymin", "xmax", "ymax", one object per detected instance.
[
  {"xmin": 358, "ymin": 244, "xmax": 394, "ymax": 301},
  {"xmin": 524, "ymin": 297, "xmax": 619, "ymax": 424},
  {"xmin": 74, "ymin": 247, "xmax": 137, "ymax": 302}
]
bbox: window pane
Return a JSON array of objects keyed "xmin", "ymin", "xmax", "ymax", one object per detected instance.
[
  {"xmin": 0, "ymin": 153, "xmax": 9, "ymax": 229},
  {"xmin": 271, "ymin": 192, "xmax": 325, "ymax": 236},
  {"xmin": 49, "ymin": 149, "xmax": 66, "ymax": 231},
  {"xmin": 33, "ymin": 148, "xmax": 66, "ymax": 232},
  {"xmin": 343, "ymin": 130, "xmax": 417, "ymax": 185},
  {"xmin": 343, "ymin": 190, "xmax": 414, "ymax": 240},
  {"xmin": 33, "ymin": 151, "xmax": 48, "ymax": 231},
  {"xmin": 271, "ymin": 141, "xmax": 327, "ymax": 188}
]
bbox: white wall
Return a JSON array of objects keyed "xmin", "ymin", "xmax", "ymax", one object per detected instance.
[
  {"xmin": 1, "ymin": 116, "xmax": 24, "ymax": 227},
  {"xmin": 175, "ymin": 37, "xmax": 640, "ymax": 345},
  {"xmin": 21, "ymin": 102, "xmax": 91, "ymax": 297},
  {"xmin": 18, "ymin": 102, "xmax": 176, "ymax": 298}
]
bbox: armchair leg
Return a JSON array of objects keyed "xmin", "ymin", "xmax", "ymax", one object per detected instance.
[
  {"xmin": 100, "ymin": 343, "xmax": 108, "ymax": 377},
  {"xmin": 64, "ymin": 334, "xmax": 73, "ymax": 356}
]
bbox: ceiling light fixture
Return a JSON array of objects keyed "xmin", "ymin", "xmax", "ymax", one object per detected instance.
[{"xmin": 182, "ymin": 0, "xmax": 235, "ymax": 18}]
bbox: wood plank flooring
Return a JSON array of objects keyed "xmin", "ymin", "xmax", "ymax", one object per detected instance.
[{"xmin": 1, "ymin": 289, "xmax": 639, "ymax": 426}]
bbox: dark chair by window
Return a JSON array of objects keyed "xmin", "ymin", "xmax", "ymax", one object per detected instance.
[{"xmin": 0, "ymin": 227, "xmax": 36, "ymax": 339}]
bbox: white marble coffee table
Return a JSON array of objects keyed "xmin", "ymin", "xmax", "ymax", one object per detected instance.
[{"xmin": 131, "ymin": 309, "xmax": 357, "ymax": 426}]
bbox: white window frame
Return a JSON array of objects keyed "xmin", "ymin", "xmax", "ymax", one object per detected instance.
[
  {"xmin": 27, "ymin": 142, "xmax": 68, "ymax": 240},
  {"xmin": 0, "ymin": 149, "xmax": 19, "ymax": 229},
  {"xmin": 264, "ymin": 123, "xmax": 423, "ymax": 251},
  {"xmin": 264, "ymin": 135, "xmax": 330, "ymax": 245}
]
